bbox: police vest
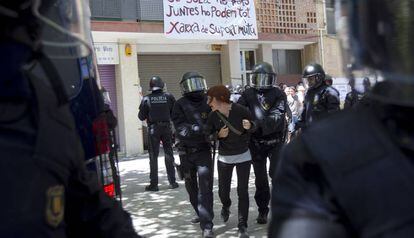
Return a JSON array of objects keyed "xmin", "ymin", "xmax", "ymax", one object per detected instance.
[
  {"xmin": 302, "ymin": 107, "xmax": 414, "ymax": 238},
  {"xmin": 347, "ymin": 91, "xmax": 365, "ymax": 107},
  {"xmin": 174, "ymin": 95, "xmax": 211, "ymax": 148},
  {"xmin": 304, "ymin": 85, "xmax": 339, "ymax": 125},
  {"xmin": 242, "ymin": 87, "xmax": 286, "ymax": 139},
  {"xmin": 144, "ymin": 92, "xmax": 173, "ymax": 124},
  {"xmin": 1, "ymin": 72, "xmax": 86, "ymax": 237}
]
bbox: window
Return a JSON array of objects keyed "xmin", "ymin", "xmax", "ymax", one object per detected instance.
[
  {"xmin": 240, "ymin": 50, "xmax": 256, "ymax": 86},
  {"xmin": 326, "ymin": 0, "xmax": 335, "ymax": 8},
  {"xmin": 326, "ymin": 0, "xmax": 336, "ymax": 34},
  {"xmin": 273, "ymin": 50, "xmax": 302, "ymax": 75},
  {"xmin": 90, "ymin": 0, "xmax": 121, "ymax": 19}
]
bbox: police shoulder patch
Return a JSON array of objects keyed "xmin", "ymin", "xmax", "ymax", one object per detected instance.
[
  {"xmin": 46, "ymin": 185, "xmax": 65, "ymax": 228},
  {"xmin": 201, "ymin": 112, "xmax": 208, "ymax": 119},
  {"xmin": 261, "ymin": 102, "xmax": 271, "ymax": 111},
  {"xmin": 313, "ymin": 95, "xmax": 320, "ymax": 105}
]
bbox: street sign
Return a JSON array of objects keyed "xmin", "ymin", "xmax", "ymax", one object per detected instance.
[{"xmin": 94, "ymin": 43, "xmax": 120, "ymax": 65}]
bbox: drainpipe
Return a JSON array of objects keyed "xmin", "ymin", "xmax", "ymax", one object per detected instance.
[
  {"xmin": 319, "ymin": 29, "xmax": 325, "ymax": 68},
  {"xmin": 319, "ymin": 0, "xmax": 328, "ymax": 68}
]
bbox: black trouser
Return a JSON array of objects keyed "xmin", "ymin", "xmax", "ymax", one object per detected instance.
[
  {"xmin": 249, "ymin": 141, "xmax": 283, "ymax": 214},
  {"xmin": 148, "ymin": 123, "xmax": 176, "ymax": 185},
  {"xmin": 180, "ymin": 149, "xmax": 214, "ymax": 230},
  {"xmin": 218, "ymin": 160, "xmax": 251, "ymax": 228}
]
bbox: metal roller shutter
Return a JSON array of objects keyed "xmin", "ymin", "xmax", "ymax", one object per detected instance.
[
  {"xmin": 137, "ymin": 54, "xmax": 221, "ymax": 151},
  {"xmin": 97, "ymin": 65, "xmax": 118, "ymax": 116},
  {"xmin": 137, "ymin": 54, "xmax": 222, "ymax": 99}
]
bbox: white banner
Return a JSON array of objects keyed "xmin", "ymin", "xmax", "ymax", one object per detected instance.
[
  {"xmin": 164, "ymin": 0, "xmax": 258, "ymax": 40},
  {"xmin": 94, "ymin": 43, "xmax": 119, "ymax": 65}
]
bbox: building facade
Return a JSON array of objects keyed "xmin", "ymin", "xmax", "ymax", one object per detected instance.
[{"xmin": 90, "ymin": 0, "xmax": 331, "ymax": 156}]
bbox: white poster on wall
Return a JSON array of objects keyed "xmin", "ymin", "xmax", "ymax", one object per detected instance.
[
  {"xmin": 94, "ymin": 43, "xmax": 119, "ymax": 65},
  {"xmin": 164, "ymin": 0, "xmax": 258, "ymax": 40},
  {"xmin": 332, "ymin": 77, "xmax": 351, "ymax": 101}
]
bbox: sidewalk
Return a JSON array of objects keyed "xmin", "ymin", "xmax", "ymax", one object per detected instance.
[{"xmin": 119, "ymin": 152, "xmax": 268, "ymax": 238}]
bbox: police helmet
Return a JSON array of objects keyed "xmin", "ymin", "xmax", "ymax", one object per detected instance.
[
  {"xmin": 0, "ymin": 0, "xmax": 92, "ymax": 59},
  {"xmin": 235, "ymin": 84, "xmax": 243, "ymax": 94},
  {"xmin": 336, "ymin": 0, "xmax": 414, "ymax": 106},
  {"xmin": 250, "ymin": 62, "xmax": 277, "ymax": 89},
  {"xmin": 225, "ymin": 85, "xmax": 233, "ymax": 93},
  {"xmin": 302, "ymin": 63, "xmax": 325, "ymax": 89},
  {"xmin": 0, "ymin": 0, "xmax": 93, "ymax": 102},
  {"xmin": 180, "ymin": 72, "xmax": 207, "ymax": 95},
  {"xmin": 149, "ymin": 76, "xmax": 165, "ymax": 91}
]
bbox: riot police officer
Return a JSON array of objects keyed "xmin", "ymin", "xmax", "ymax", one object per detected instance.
[
  {"xmin": 138, "ymin": 76, "xmax": 178, "ymax": 191},
  {"xmin": 269, "ymin": 0, "xmax": 414, "ymax": 237},
  {"xmin": 344, "ymin": 77, "xmax": 371, "ymax": 109},
  {"xmin": 235, "ymin": 84, "xmax": 244, "ymax": 94},
  {"xmin": 0, "ymin": 1, "xmax": 140, "ymax": 237},
  {"xmin": 238, "ymin": 62, "xmax": 287, "ymax": 224},
  {"xmin": 171, "ymin": 72, "xmax": 214, "ymax": 238},
  {"xmin": 325, "ymin": 74, "xmax": 340, "ymax": 97},
  {"xmin": 225, "ymin": 84, "xmax": 233, "ymax": 92},
  {"xmin": 296, "ymin": 63, "xmax": 340, "ymax": 129}
]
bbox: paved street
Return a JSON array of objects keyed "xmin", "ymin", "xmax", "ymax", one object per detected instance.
[{"xmin": 119, "ymin": 152, "xmax": 268, "ymax": 238}]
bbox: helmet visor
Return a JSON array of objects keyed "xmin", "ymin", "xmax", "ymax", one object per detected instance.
[
  {"xmin": 303, "ymin": 74, "xmax": 322, "ymax": 89},
  {"xmin": 34, "ymin": 0, "xmax": 92, "ymax": 59},
  {"xmin": 250, "ymin": 73, "xmax": 276, "ymax": 89},
  {"xmin": 180, "ymin": 77, "xmax": 207, "ymax": 94}
]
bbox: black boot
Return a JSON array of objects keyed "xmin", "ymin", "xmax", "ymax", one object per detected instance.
[
  {"xmin": 145, "ymin": 184, "xmax": 159, "ymax": 192},
  {"xmin": 169, "ymin": 182, "xmax": 179, "ymax": 189},
  {"xmin": 256, "ymin": 211, "xmax": 268, "ymax": 224},
  {"xmin": 202, "ymin": 229, "xmax": 214, "ymax": 238},
  {"xmin": 221, "ymin": 207, "xmax": 230, "ymax": 222},
  {"xmin": 190, "ymin": 215, "xmax": 200, "ymax": 224},
  {"xmin": 238, "ymin": 226, "xmax": 249, "ymax": 238}
]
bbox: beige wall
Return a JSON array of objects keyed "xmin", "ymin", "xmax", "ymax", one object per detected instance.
[
  {"xmin": 303, "ymin": 43, "xmax": 321, "ymax": 67},
  {"xmin": 323, "ymin": 36, "xmax": 345, "ymax": 77},
  {"xmin": 313, "ymin": 0, "xmax": 345, "ymax": 78},
  {"xmin": 115, "ymin": 40, "xmax": 143, "ymax": 157},
  {"xmin": 257, "ymin": 43, "xmax": 273, "ymax": 64},
  {"xmin": 220, "ymin": 45, "xmax": 231, "ymax": 86},
  {"xmin": 221, "ymin": 40, "xmax": 242, "ymax": 86},
  {"xmin": 302, "ymin": 38, "xmax": 344, "ymax": 78}
]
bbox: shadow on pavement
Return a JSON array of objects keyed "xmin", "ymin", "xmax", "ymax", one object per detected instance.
[{"xmin": 119, "ymin": 153, "xmax": 268, "ymax": 238}]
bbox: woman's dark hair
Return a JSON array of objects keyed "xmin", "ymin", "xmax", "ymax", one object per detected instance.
[{"xmin": 207, "ymin": 85, "xmax": 231, "ymax": 104}]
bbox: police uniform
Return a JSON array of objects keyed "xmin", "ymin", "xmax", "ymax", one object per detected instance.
[
  {"xmin": 172, "ymin": 91, "xmax": 214, "ymax": 233},
  {"xmin": 237, "ymin": 62, "xmax": 286, "ymax": 225},
  {"xmin": 269, "ymin": 0, "xmax": 414, "ymax": 237},
  {"xmin": 138, "ymin": 89, "xmax": 177, "ymax": 189},
  {"xmin": 0, "ymin": 54, "xmax": 139, "ymax": 238},
  {"xmin": 299, "ymin": 83, "xmax": 340, "ymax": 128},
  {"xmin": 269, "ymin": 102, "xmax": 414, "ymax": 238},
  {"xmin": 344, "ymin": 89, "xmax": 365, "ymax": 109},
  {"xmin": 0, "ymin": 1, "xmax": 140, "ymax": 236},
  {"xmin": 238, "ymin": 86, "xmax": 287, "ymax": 222}
]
